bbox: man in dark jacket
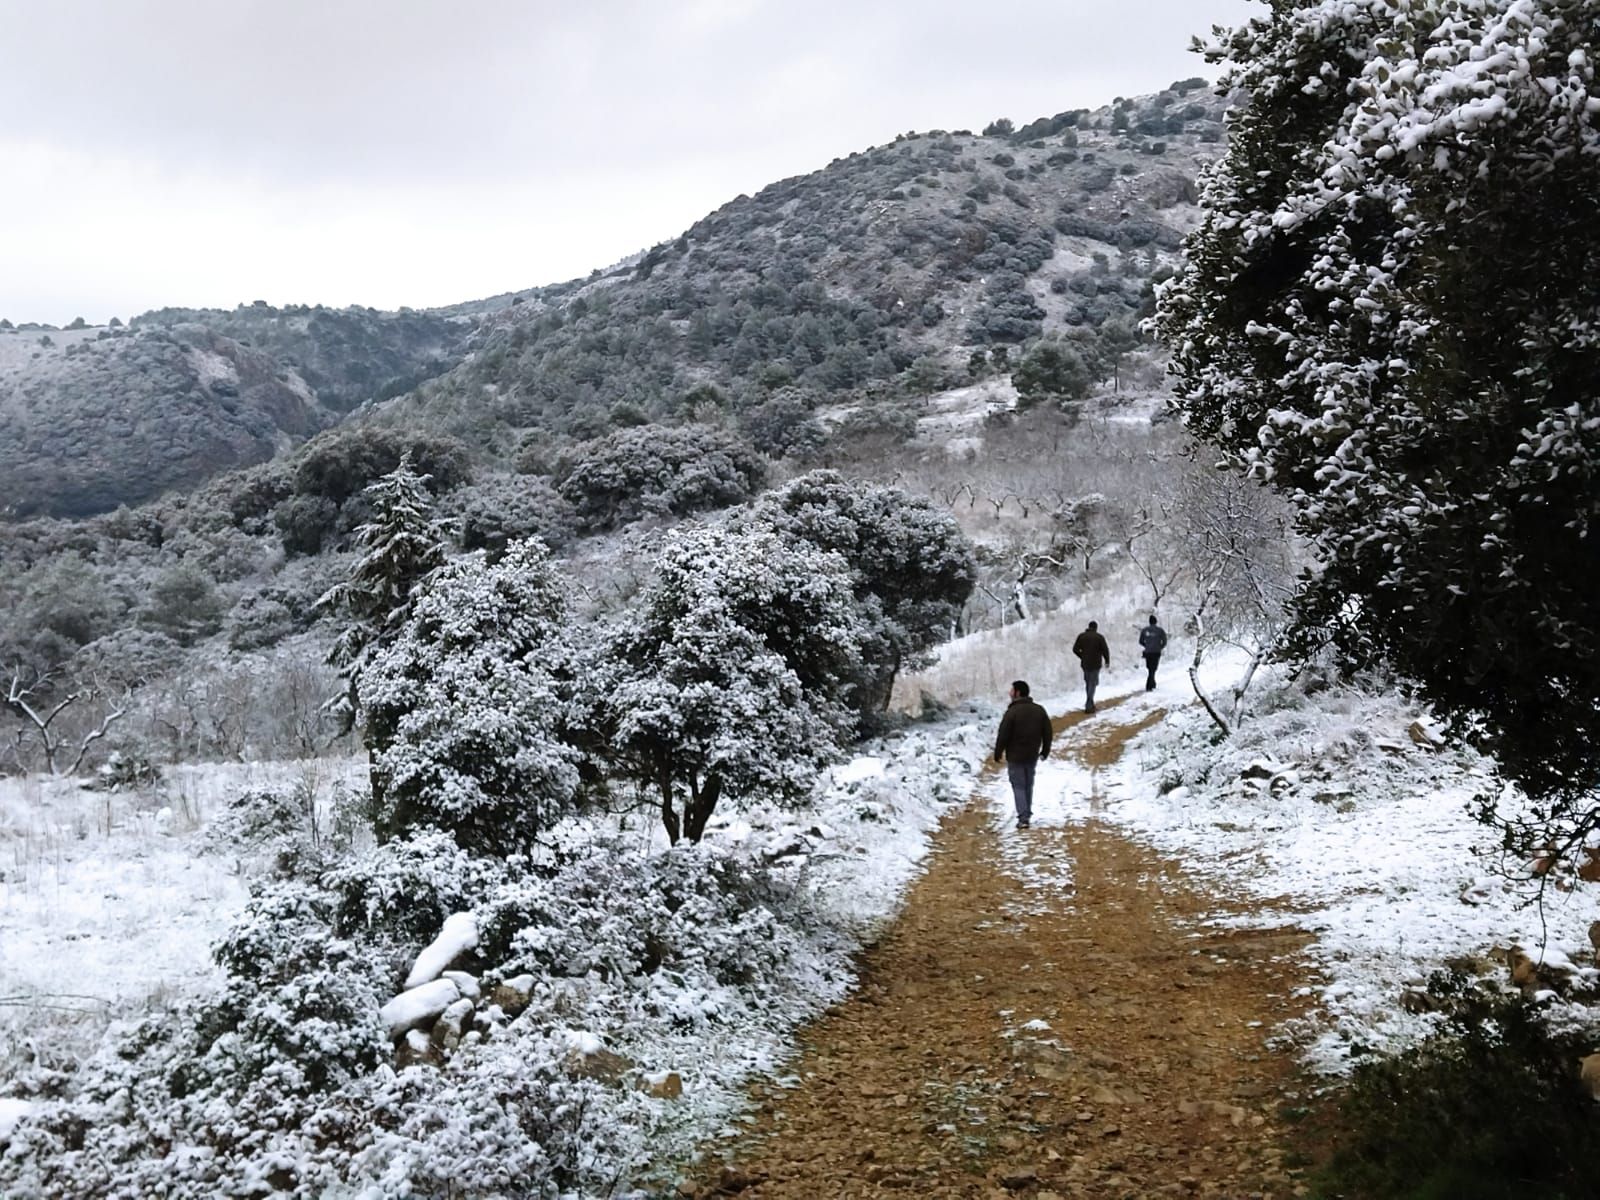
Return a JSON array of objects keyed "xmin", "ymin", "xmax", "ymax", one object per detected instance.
[
  {"xmin": 1071, "ymin": 620, "xmax": 1111, "ymax": 713},
  {"xmin": 1138, "ymin": 614, "xmax": 1168, "ymax": 692},
  {"xmin": 993, "ymin": 680, "xmax": 1051, "ymax": 829}
]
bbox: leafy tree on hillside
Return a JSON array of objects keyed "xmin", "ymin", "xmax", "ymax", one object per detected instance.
[
  {"xmin": 317, "ymin": 456, "xmax": 450, "ymax": 743},
  {"xmin": 742, "ymin": 471, "xmax": 977, "ymax": 718},
  {"xmin": 360, "ymin": 541, "xmax": 577, "ymax": 852},
  {"xmin": 603, "ymin": 524, "xmax": 863, "ymax": 844},
  {"xmin": 1013, "ymin": 339, "xmax": 1093, "ymax": 408},
  {"xmin": 1154, "ymin": 0, "xmax": 1600, "ymax": 861},
  {"xmin": 556, "ymin": 424, "xmax": 765, "ymax": 531}
]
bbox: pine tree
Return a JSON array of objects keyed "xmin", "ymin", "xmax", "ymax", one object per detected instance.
[
  {"xmin": 317, "ymin": 454, "xmax": 449, "ymax": 748},
  {"xmin": 359, "ymin": 540, "xmax": 576, "ymax": 852}
]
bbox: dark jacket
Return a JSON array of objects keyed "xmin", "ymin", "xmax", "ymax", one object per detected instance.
[
  {"xmin": 1072, "ymin": 629, "xmax": 1111, "ymax": 670},
  {"xmin": 1139, "ymin": 624, "xmax": 1168, "ymax": 657},
  {"xmin": 994, "ymin": 698, "xmax": 1051, "ymax": 763}
]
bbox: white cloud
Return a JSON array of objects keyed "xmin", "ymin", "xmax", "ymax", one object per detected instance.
[{"xmin": 0, "ymin": 0, "xmax": 1261, "ymax": 323}]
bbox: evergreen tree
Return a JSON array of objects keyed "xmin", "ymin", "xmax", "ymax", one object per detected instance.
[
  {"xmin": 1153, "ymin": 0, "xmax": 1600, "ymax": 858},
  {"xmin": 317, "ymin": 455, "xmax": 449, "ymax": 742},
  {"xmin": 359, "ymin": 541, "xmax": 577, "ymax": 852},
  {"xmin": 604, "ymin": 524, "xmax": 863, "ymax": 844},
  {"xmin": 742, "ymin": 471, "xmax": 977, "ymax": 719}
]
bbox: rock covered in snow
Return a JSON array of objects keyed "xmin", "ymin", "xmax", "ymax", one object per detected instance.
[
  {"xmin": 404, "ymin": 912, "xmax": 479, "ymax": 990},
  {"xmin": 0, "ymin": 1097, "xmax": 34, "ymax": 1145},
  {"xmin": 397, "ymin": 1028, "xmax": 442, "ymax": 1070},
  {"xmin": 489, "ymin": 973, "xmax": 535, "ymax": 1018},
  {"xmin": 380, "ymin": 978, "xmax": 461, "ymax": 1041},
  {"xmin": 431, "ymin": 997, "xmax": 477, "ymax": 1052}
]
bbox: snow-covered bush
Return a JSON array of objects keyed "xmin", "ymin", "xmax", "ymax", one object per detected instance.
[
  {"xmin": 327, "ymin": 829, "xmax": 500, "ymax": 942},
  {"xmin": 602, "ymin": 523, "xmax": 863, "ymax": 842},
  {"xmin": 360, "ymin": 540, "xmax": 579, "ymax": 853},
  {"xmin": 556, "ymin": 424, "xmax": 766, "ymax": 531},
  {"xmin": 197, "ymin": 783, "xmax": 339, "ymax": 878},
  {"xmin": 741, "ymin": 470, "xmax": 977, "ymax": 719}
]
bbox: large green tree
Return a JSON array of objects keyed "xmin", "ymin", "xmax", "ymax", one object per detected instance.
[{"xmin": 1155, "ymin": 0, "xmax": 1600, "ymax": 857}]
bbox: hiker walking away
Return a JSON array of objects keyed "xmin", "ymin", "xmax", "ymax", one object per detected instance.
[
  {"xmin": 1138, "ymin": 614, "xmax": 1168, "ymax": 692},
  {"xmin": 1071, "ymin": 620, "xmax": 1111, "ymax": 713},
  {"xmin": 993, "ymin": 680, "xmax": 1051, "ymax": 830}
]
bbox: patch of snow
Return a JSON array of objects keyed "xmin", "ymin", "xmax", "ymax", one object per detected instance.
[
  {"xmin": 403, "ymin": 911, "xmax": 479, "ymax": 990},
  {"xmin": 380, "ymin": 978, "xmax": 461, "ymax": 1040},
  {"xmin": 0, "ymin": 1097, "xmax": 34, "ymax": 1143}
]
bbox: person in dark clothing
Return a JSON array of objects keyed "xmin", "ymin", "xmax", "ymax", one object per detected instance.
[
  {"xmin": 1071, "ymin": 620, "xmax": 1111, "ymax": 713},
  {"xmin": 1138, "ymin": 614, "xmax": 1168, "ymax": 692},
  {"xmin": 993, "ymin": 680, "xmax": 1051, "ymax": 829}
]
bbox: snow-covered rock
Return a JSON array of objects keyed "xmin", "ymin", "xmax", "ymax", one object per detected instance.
[
  {"xmin": 403, "ymin": 912, "xmax": 478, "ymax": 990},
  {"xmin": 0, "ymin": 1098, "xmax": 34, "ymax": 1145},
  {"xmin": 380, "ymin": 978, "xmax": 461, "ymax": 1041}
]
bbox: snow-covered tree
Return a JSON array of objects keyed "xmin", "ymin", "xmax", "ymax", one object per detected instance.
[
  {"xmin": 359, "ymin": 540, "xmax": 578, "ymax": 853},
  {"xmin": 742, "ymin": 470, "xmax": 976, "ymax": 718},
  {"xmin": 605, "ymin": 523, "xmax": 863, "ymax": 844},
  {"xmin": 1154, "ymin": 1, "xmax": 1600, "ymax": 851},
  {"xmin": 317, "ymin": 455, "xmax": 450, "ymax": 737}
]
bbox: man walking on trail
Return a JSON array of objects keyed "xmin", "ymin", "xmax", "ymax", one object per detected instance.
[
  {"xmin": 1072, "ymin": 620, "xmax": 1111, "ymax": 713},
  {"xmin": 993, "ymin": 680, "xmax": 1051, "ymax": 830},
  {"xmin": 1138, "ymin": 614, "xmax": 1168, "ymax": 692}
]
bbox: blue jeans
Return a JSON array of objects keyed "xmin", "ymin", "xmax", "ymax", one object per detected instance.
[
  {"xmin": 1083, "ymin": 668, "xmax": 1101, "ymax": 711},
  {"xmin": 1007, "ymin": 759, "xmax": 1037, "ymax": 822}
]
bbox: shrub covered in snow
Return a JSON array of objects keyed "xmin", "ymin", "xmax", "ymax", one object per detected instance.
[
  {"xmin": 602, "ymin": 522, "xmax": 864, "ymax": 843},
  {"xmin": 741, "ymin": 470, "xmax": 977, "ymax": 720},
  {"xmin": 1154, "ymin": 0, "xmax": 1600, "ymax": 858},
  {"xmin": 360, "ymin": 540, "xmax": 579, "ymax": 853}
]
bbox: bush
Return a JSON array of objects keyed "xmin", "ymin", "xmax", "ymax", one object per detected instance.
[
  {"xmin": 556, "ymin": 424, "xmax": 765, "ymax": 530},
  {"xmin": 360, "ymin": 542, "xmax": 579, "ymax": 854},
  {"xmin": 738, "ymin": 389, "xmax": 827, "ymax": 460},
  {"xmin": 446, "ymin": 474, "xmax": 578, "ymax": 557},
  {"xmin": 1313, "ymin": 972, "xmax": 1600, "ymax": 1199}
]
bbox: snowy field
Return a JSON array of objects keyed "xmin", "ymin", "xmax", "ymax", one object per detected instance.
[
  {"xmin": 987, "ymin": 671, "xmax": 1600, "ymax": 1077},
  {"xmin": 0, "ymin": 759, "xmax": 367, "ymax": 1080}
]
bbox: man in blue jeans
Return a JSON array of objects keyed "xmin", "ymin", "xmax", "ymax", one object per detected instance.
[
  {"xmin": 993, "ymin": 680, "xmax": 1052, "ymax": 829},
  {"xmin": 1071, "ymin": 620, "xmax": 1112, "ymax": 713}
]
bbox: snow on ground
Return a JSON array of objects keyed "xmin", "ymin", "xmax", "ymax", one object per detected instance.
[
  {"xmin": 0, "ymin": 718, "xmax": 992, "ymax": 1192},
  {"xmin": 0, "ymin": 758, "xmax": 365, "ymax": 1079},
  {"xmin": 1084, "ymin": 675, "xmax": 1600, "ymax": 1074}
]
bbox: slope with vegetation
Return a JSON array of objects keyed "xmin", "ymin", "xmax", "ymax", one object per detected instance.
[{"xmin": 0, "ymin": 303, "xmax": 472, "ymax": 518}]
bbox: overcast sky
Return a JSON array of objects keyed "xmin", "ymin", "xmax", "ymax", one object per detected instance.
[{"xmin": 0, "ymin": 0, "xmax": 1259, "ymax": 326}]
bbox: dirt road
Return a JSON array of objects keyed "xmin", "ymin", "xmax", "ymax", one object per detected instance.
[{"xmin": 683, "ymin": 698, "xmax": 1316, "ymax": 1199}]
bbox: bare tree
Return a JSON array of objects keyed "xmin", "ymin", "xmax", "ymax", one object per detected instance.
[
  {"xmin": 5, "ymin": 666, "xmax": 128, "ymax": 775},
  {"xmin": 1172, "ymin": 458, "xmax": 1298, "ymax": 735}
]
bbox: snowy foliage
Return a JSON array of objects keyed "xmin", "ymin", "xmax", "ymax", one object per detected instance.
[
  {"xmin": 603, "ymin": 523, "xmax": 864, "ymax": 842},
  {"xmin": 360, "ymin": 540, "xmax": 578, "ymax": 852},
  {"xmin": 0, "ymin": 716, "xmax": 987, "ymax": 1199},
  {"xmin": 742, "ymin": 470, "xmax": 977, "ymax": 718},
  {"xmin": 1155, "ymin": 1, "xmax": 1600, "ymax": 831},
  {"xmin": 556, "ymin": 424, "xmax": 766, "ymax": 531}
]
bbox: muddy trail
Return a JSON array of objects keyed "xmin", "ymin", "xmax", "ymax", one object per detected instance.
[{"xmin": 682, "ymin": 697, "xmax": 1318, "ymax": 1199}]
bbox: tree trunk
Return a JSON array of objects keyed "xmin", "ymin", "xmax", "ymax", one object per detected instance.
[
  {"xmin": 659, "ymin": 773, "xmax": 681, "ymax": 846},
  {"xmin": 684, "ymin": 775, "xmax": 722, "ymax": 844},
  {"xmin": 1187, "ymin": 598, "xmax": 1232, "ymax": 737}
]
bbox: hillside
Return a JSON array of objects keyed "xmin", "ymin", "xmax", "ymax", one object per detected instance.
[
  {"xmin": 365, "ymin": 83, "xmax": 1226, "ymax": 450},
  {"xmin": 0, "ymin": 85, "xmax": 1224, "ymax": 519},
  {"xmin": 0, "ymin": 305, "xmax": 472, "ymax": 518}
]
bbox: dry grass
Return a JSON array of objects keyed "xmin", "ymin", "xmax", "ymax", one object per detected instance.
[{"xmin": 893, "ymin": 569, "xmax": 1171, "ymax": 712}]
